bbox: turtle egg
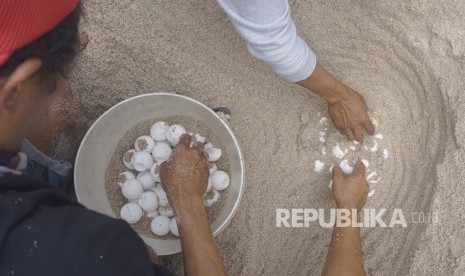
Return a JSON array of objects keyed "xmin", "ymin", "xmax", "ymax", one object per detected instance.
[
  {"xmin": 137, "ymin": 171, "xmax": 156, "ymax": 189},
  {"xmin": 166, "ymin": 124, "xmax": 187, "ymax": 146},
  {"xmin": 204, "ymin": 190, "xmax": 220, "ymax": 207},
  {"xmin": 156, "ymin": 189, "xmax": 169, "ymax": 207},
  {"xmin": 170, "ymin": 218, "xmax": 179, "ymax": 236},
  {"xmin": 123, "ymin": 149, "xmax": 136, "ymax": 170},
  {"xmin": 131, "ymin": 151, "xmax": 154, "ymax": 172},
  {"xmin": 134, "ymin": 135, "xmax": 155, "ymax": 153},
  {"xmin": 118, "ymin": 171, "xmax": 135, "ymax": 187},
  {"xmin": 138, "ymin": 191, "xmax": 159, "ymax": 212},
  {"xmin": 120, "ymin": 203, "xmax": 143, "ymax": 224},
  {"xmin": 121, "ymin": 179, "xmax": 144, "ymax": 200},
  {"xmin": 208, "ymin": 163, "xmax": 218, "ymax": 175},
  {"xmin": 152, "ymin": 142, "xmax": 172, "ymax": 164},
  {"xmin": 211, "ymin": 170, "xmax": 230, "ymax": 191},
  {"xmin": 149, "ymin": 163, "xmax": 161, "ymax": 182},
  {"xmin": 205, "ymin": 147, "xmax": 222, "ymax": 162},
  {"xmin": 150, "ymin": 122, "xmax": 170, "ymax": 142},
  {"xmin": 151, "ymin": 215, "xmax": 170, "ymax": 236},
  {"xmin": 158, "ymin": 205, "xmax": 174, "ymax": 217}
]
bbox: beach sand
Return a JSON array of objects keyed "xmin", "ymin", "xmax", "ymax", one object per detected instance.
[{"xmin": 67, "ymin": 0, "xmax": 465, "ymax": 275}]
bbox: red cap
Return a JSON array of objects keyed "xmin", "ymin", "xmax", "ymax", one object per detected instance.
[{"xmin": 0, "ymin": 0, "xmax": 79, "ymax": 67}]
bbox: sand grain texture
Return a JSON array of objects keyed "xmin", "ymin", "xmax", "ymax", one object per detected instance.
[{"xmin": 70, "ymin": 0, "xmax": 465, "ymax": 275}]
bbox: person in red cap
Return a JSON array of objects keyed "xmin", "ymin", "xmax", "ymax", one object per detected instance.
[{"xmin": 0, "ymin": 1, "xmax": 227, "ymax": 275}]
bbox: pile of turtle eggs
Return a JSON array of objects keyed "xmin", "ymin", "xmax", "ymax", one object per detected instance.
[{"xmin": 118, "ymin": 121, "xmax": 230, "ymax": 237}]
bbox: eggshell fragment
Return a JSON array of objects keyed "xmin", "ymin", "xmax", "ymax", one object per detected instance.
[
  {"xmin": 152, "ymin": 142, "xmax": 172, "ymax": 164},
  {"xmin": 131, "ymin": 151, "xmax": 154, "ymax": 172},
  {"xmin": 204, "ymin": 189, "xmax": 220, "ymax": 207},
  {"xmin": 121, "ymin": 179, "xmax": 144, "ymax": 200},
  {"xmin": 150, "ymin": 215, "xmax": 170, "ymax": 236},
  {"xmin": 332, "ymin": 144, "xmax": 346, "ymax": 159},
  {"xmin": 118, "ymin": 171, "xmax": 135, "ymax": 187},
  {"xmin": 193, "ymin": 133, "xmax": 206, "ymax": 144},
  {"xmin": 138, "ymin": 191, "xmax": 159, "ymax": 212},
  {"xmin": 158, "ymin": 206, "xmax": 174, "ymax": 217},
  {"xmin": 156, "ymin": 189, "xmax": 169, "ymax": 207},
  {"xmin": 211, "ymin": 170, "xmax": 230, "ymax": 191},
  {"xmin": 137, "ymin": 171, "xmax": 156, "ymax": 189},
  {"xmin": 208, "ymin": 163, "xmax": 218, "ymax": 175},
  {"xmin": 147, "ymin": 210, "xmax": 159, "ymax": 218},
  {"xmin": 339, "ymin": 160, "xmax": 354, "ymax": 175},
  {"xmin": 150, "ymin": 122, "xmax": 169, "ymax": 142},
  {"xmin": 206, "ymin": 177, "xmax": 213, "ymax": 192},
  {"xmin": 134, "ymin": 135, "xmax": 155, "ymax": 153},
  {"xmin": 120, "ymin": 203, "xmax": 143, "ymax": 224},
  {"xmin": 314, "ymin": 160, "xmax": 324, "ymax": 173},
  {"xmin": 149, "ymin": 163, "xmax": 161, "ymax": 182},
  {"xmin": 123, "ymin": 149, "xmax": 136, "ymax": 170},
  {"xmin": 166, "ymin": 124, "xmax": 187, "ymax": 146},
  {"xmin": 170, "ymin": 218, "xmax": 179, "ymax": 236}
]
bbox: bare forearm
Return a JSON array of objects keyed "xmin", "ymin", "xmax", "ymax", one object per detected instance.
[
  {"xmin": 177, "ymin": 197, "xmax": 227, "ymax": 276},
  {"xmin": 322, "ymin": 217, "xmax": 366, "ymax": 275},
  {"xmin": 297, "ymin": 63, "xmax": 350, "ymax": 104}
]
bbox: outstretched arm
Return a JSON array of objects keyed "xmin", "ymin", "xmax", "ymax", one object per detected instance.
[
  {"xmin": 217, "ymin": 0, "xmax": 375, "ymax": 141},
  {"xmin": 160, "ymin": 134, "xmax": 227, "ymax": 276},
  {"xmin": 322, "ymin": 161, "xmax": 368, "ymax": 276}
]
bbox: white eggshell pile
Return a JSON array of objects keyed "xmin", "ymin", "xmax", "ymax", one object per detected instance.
[
  {"xmin": 117, "ymin": 121, "xmax": 230, "ymax": 237},
  {"xmin": 313, "ymin": 114, "xmax": 390, "ymax": 198}
]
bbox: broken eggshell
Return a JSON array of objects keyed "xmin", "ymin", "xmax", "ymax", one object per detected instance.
[
  {"xmin": 149, "ymin": 163, "xmax": 161, "ymax": 182},
  {"xmin": 118, "ymin": 171, "xmax": 135, "ymax": 187},
  {"xmin": 205, "ymin": 147, "xmax": 222, "ymax": 162},
  {"xmin": 170, "ymin": 218, "xmax": 179, "ymax": 236},
  {"xmin": 131, "ymin": 151, "xmax": 154, "ymax": 172},
  {"xmin": 158, "ymin": 205, "xmax": 174, "ymax": 217},
  {"xmin": 150, "ymin": 215, "xmax": 170, "ymax": 236},
  {"xmin": 134, "ymin": 135, "xmax": 155, "ymax": 153},
  {"xmin": 208, "ymin": 163, "xmax": 218, "ymax": 175},
  {"xmin": 150, "ymin": 122, "xmax": 170, "ymax": 142},
  {"xmin": 211, "ymin": 170, "xmax": 230, "ymax": 191},
  {"xmin": 137, "ymin": 171, "xmax": 156, "ymax": 189},
  {"xmin": 156, "ymin": 189, "xmax": 169, "ymax": 207},
  {"xmin": 120, "ymin": 203, "xmax": 143, "ymax": 224},
  {"xmin": 121, "ymin": 179, "xmax": 144, "ymax": 201},
  {"xmin": 204, "ymin": 189, "xmax": 220, "ymax": 207},
  {"xmin": 123, "ymin": 149, "xmax": 136, "ymax": 170},
  {"xmin": 166, "ymin": 124, "xmax": 187, "ymax": 146}
]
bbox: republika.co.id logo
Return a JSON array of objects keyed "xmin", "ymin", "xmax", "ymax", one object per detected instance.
[{"xmin": 276, "ymin": 208, "xmax": 439, "ymax": 228}]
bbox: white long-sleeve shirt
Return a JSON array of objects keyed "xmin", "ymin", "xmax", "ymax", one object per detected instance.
[{"xmin": 216, "ymin": 0, "xmax": 316, "ymax": 82}]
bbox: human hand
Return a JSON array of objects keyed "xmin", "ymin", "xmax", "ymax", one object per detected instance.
[
  {"xmin": 331, "ymin": 161, "xmax": 369, "ymax": 211},
  {"xmin": 160, "ymin": 134, "xmax": 209, "ymax": 210},
  {"xmin": 146, "ymin": 245, "xmax": 158, "ymax": 264},
  {"xmin": 327, "ymin": 86, "xmax": 375, "ymax": 142}
]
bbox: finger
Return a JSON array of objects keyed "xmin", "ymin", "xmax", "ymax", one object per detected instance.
[
  {"xmin": 176, "ymin": 134, "xmax": 191, "ymax": 149},
  {"xmin": 345, "ymin": 128, "xmax": 355, "ymax": 141},
  {"xmin": 353, "ymin": 160, "xmax": 366, "ymax": 176},
  {"xmin": 331, "ymin": 166, "xmax": 345, "ymax": 182},
  {"xmin": 192, "ymin": 141, "xmax": 205, "ymax": 152},
  {"xmin": 353, "ymin": 126, "xmax": 364, "ymax": 143},
  {"xmin": 363, "ymin": 117, "xmax": 376, "ymax": 135}
]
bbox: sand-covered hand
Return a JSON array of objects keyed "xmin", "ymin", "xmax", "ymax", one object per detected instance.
[{"xmin": 160, "ymin": 134, "xmax": 209, "ymax": 209}]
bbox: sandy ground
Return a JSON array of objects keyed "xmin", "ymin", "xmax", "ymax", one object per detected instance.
[{"xmin": 67, "ymin": 0, "xmax": 465, "ymax": 275}]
